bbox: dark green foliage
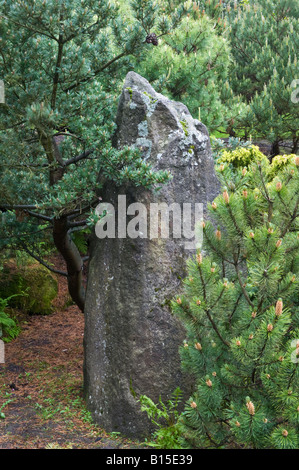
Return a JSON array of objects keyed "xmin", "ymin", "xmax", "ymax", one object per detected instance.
[
  {"xmin": 172, "ymin": 151, "xmax": 299, "ymax": 449},
  {"xmin": 228, "ymin": 0, "xmax": 299, "ymax": 152},
  {"xmin": 0, "ymin": 0, "xmax": 177, "ymax": 222},
  {"xmin": 0, "ymin": 0, "xmax": 187, "ymax": 308},
  {"xmin": 0, "ymin": 295, "xmax": 21, "ymax": 342},
  {"xmin": 71, "ymin": 228, "xmax": 90, "ymax": 255},
  {"xmin": 135, "ymin": 4, "xmax": 244, "ymax": 133}
]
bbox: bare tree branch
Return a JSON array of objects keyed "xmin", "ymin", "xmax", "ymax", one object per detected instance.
[
  {"xmin": 64, "ymin": 149, "xmax": 94, "ymax": 166},
  {"xmin": 69, "ymin": 219, "xmax": 87, "ymax": 228},
  {"xmin": 25, "ymin": 210, "xmax": 53, "ymax": 223},
  {"xmin": 0, "ymin": 204, "xmax": 38, "ymax": 210},
  {"xmin": 20, "ymin": 242, "xmax": 68, "ymax": 277}
]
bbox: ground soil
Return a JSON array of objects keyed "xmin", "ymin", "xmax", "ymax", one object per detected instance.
[{"xmin": 0, "ymin": 255, "xmax": 147, "ymax": 449}]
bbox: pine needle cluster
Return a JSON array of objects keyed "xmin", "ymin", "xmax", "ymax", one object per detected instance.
[{"xmin": 172, "ymin": 151, "xmax": 299, "ymax": 449}]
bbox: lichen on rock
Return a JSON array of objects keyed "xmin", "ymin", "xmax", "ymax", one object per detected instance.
[{"xmin": 84, "ymin": 72, "xmax": 220, "ymax": 438}]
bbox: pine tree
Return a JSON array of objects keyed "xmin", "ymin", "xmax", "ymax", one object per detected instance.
[
  {"xmin": 0, "ymin": 0, "xmax": 187, "ymax": 310},
  {"xmin": 135, "ymin": 2, "xmax": 245, "ymax": 134},
  {"xmin": 228, "ymin": 0, "xmax": 299, "ymax": 155},
  {"xmin": 172, "ymin": 149, "xmax": 299, "ymax": 449}
]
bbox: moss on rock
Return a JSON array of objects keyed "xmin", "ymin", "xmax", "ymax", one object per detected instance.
[{"xmin": 0, "ymin": 262, "xmax": 58, "ymax": 315}]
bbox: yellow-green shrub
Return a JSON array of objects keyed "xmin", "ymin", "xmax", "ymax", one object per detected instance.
[
  {"xmin": 217, "ymin": 145, "xmax": 269, "ymax": 168},
  {"xmin": 267, "ymin": 154, "xmax": 298, "ymax": 178}
]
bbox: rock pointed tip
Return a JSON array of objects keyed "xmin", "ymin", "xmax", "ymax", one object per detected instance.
[
  {"xmin": 125, "ymin": 71, "xmax": 143, "ymax": 80},
  {"xmin": 123, "ymin": 71, "xmax": 153, "ymax": 92}
]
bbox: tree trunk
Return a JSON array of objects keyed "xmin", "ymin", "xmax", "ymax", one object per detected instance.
[
  {"xmin": 39, "ymin": 132, "xmax": 86, "ymax": 312},
  {"xmin": 270, "ymin": 139, "xmax": 280, "ymax": 159},
  {"xmin": 53, "ymin": 216, "xmax": 85, "ymax": 312},
  {"xmin": 292, "ymin": 136, "xmax": 298, "ymax": 154}
]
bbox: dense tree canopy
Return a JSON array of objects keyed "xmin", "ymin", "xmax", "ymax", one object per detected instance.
[
  {"xmin": 228, "ymin": 0, "xmax": 299, "ymax": 153},
  {"xmin": 135, "ymin": 6, "xmax": 245, "ymax": 133},
  {"xmin": 0, "ymin": 0, "xmax": 187, "ymax": 310}
]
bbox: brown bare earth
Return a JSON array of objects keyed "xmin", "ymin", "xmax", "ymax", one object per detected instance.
[{"xmin": 0, "ymin": 255, "xmax": 146, "ymax": 449}]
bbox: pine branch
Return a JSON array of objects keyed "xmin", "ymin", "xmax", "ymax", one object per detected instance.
[
  {"xmin": 205, "ymin": 307, "xmax": 230, "ymax": 347},
  {"xmin": 234, "ymin": 261, "xmax": 254, "ymax": 309},
  {"xmin": 64, "ymin": 149, "xmax": 94, "ymax": 166},
  {"xmin": 258, "ymin": 164, "xmax": 274, "ymax": 223},
  {"xmin": 25, "ymin": 210, "xmax": 53, "ymax": 223},
  {"xmin": 198, "ymin": 265, "xmax": 207, "ymax": 301},
  {"xmin": 63, "ymin": 52, "xmax": 127, "ymax": 93},
  {"xmin": 203, "ymin": 228, "xmax": 234, "ymax": 265},
  {"xmin": 227, "ymin": 203, "xmax": 244, "ymax": 239},
  {"xmin": 62, "ymin": 19, "xmax": 101, "ymax": 44},
  {"xmin": 221, "ymin": 259, "xmax": 226, "ymax": 278},
  {"xmin": 0, "ymin": 204, "xmax": 38, "ymax": 210},
  {"xmin": 228, "ymin": 293, "xmax": 242, "ymax": 327},
  {"xmin": 69, "ymin": 219, "xmax": 87, "ymax": 228},
  {"xmin": 278, "ymin": 192, "xmax": 293, "ymax": 218},
  {"xmin": 210, "ymin": 287, "xmax": 225, "ymax": 310},
  {"xmin": 280, "ymin": 196, "xmax": 299, "ymax": 238},
  {"xmin": 3, "ymin": 16, "xmax": 58, "ymax": 42},
  {"xmin": 197, "ymin": 265, "xmax": 229, "ymax": 347},
  {"xmin": 51, "ymin": 35, "xmax": 64, "ymax": 109}
]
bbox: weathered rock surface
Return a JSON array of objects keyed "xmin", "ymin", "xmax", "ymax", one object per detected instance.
[{"xmin": 83, "ymin": 72, "xmax": 219, "ymax": 437}]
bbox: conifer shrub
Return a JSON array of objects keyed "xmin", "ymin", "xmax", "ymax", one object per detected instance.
[
  {"xmin": 172, "ymin": 151, "xmax": 299, "ymax": 449},
  {"xmin": 268, "ymin": 154, "xmax": 298, "ymax": 178},
  {"xmin": 217, "ymin": 145, "xmax": 269, "ymax": 168}
]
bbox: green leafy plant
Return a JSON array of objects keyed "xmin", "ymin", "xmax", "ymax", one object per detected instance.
[
  {"xmin": 0, "ymin": 393, "xmax": 15, "ymax": 419},
  {"xmin": 70, "ymin": 228, "xmax": 91, "ymax": 255},
  {"xmin": 216, "ymin": 145, "xmax": 269, "ymax": 168},
  {"xmin": 0, "ymin": 295, "xmax": 21, "ymax": 342},
  {"xmin": 139, "ymin": 388, "xmax": 183, "ymax": 449},
  {"xmin": 268, "ymin": 154, "xmax": 298, "ymax": 178}
]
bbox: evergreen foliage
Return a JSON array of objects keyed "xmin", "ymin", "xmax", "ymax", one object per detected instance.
[
  {"xmin": 172, "ymin": 151, "xmax": 299, "ymax": 449},
  {"xmin": 0, "ymin": 0, "xmax": 187, "ymax": 310},
  {"xmin": 136, "ymin": 1, "xmax": 245, "ymax": 133},
  {"xmin": 211, "ymin": 136, "xmax": 252, "ymax": 162},
  {"xmin": 228, "ymin": 0, "xmax": 299, "ymax": 153},
  {"xmin": 217, "ymin": 144, "xmax": 269, "ymax": 167}
]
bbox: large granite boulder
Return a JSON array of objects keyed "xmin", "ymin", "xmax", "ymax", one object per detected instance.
[{"xmin": 83, "ymin": 72, "xmax": 219, "ymax": 437}]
